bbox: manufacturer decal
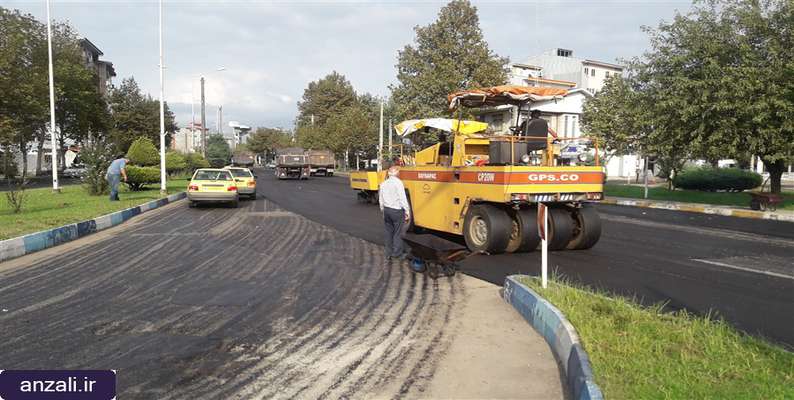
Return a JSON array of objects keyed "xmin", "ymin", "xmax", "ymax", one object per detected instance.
[
  {"xmin": 422, "ymin": 184, "xmax": 431, "ymax": 193},
  {"xmin": 527, "ymin": 173, "xmax": 580, "ymax": 183},
  {"xmin": 417, "ymin": 172, "xmax": 437, "ymax": 180},
  {"xmin": 477, "ymin": 172, "xmax": 496, "ymax": 182}
]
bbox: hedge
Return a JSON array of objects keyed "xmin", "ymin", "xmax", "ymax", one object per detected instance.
[
  {"xmin": 126, "ymin": 137, "xmax": 159, "ymax": 167},
  {"xmin": 125, "ymin": 166, "xmax": 160, "ymax": 191},
  {"xmin": 673, "ymin": 167, "xmax": 762, "ymax": 192}
]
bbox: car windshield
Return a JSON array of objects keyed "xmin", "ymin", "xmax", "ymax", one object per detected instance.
[
  {"xmin": 194, "ymin": 170, "xmax": 232, "ymax": 181},
  {"xmin": 229, "ymin": 169, "xmax": 253, "ymax": 178}
]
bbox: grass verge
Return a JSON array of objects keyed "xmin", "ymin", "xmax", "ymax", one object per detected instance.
[
  {"xmin": 604, "ymin": 183, "xmax": 794, "ymax": 210},
  {"xmin": 516, "ymin": 276, "xmax": 794, "ymax": 399},
  {"xmin": 1, "ymin": 178, "xmax": 189, "ymax": 240}
]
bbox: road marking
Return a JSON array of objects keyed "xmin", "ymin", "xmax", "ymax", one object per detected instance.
[{"xmin": 691, "ymin": 258, "xmax": 794, "ymax": 280}]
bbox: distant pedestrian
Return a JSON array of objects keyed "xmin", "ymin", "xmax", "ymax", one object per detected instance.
[
  {"xmin": 106, "ymin": 154, "xmax": 128, "ymax": 201},
  {"xmin": 379, "ymin": 166, "xmax": 411, "ymax": 261}
]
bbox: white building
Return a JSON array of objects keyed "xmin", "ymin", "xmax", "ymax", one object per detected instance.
[
  {"xmin": 171, "ymin": 123, "xmax": 205, "ymax": 154},
  {"xmin": 524, "ymin": 48, "xmax": 624, "ymax": 94}
]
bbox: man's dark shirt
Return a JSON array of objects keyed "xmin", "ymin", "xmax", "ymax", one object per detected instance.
[{"xmin": 523, "ymin": 118, "xmax": 549, "ymax": 137}]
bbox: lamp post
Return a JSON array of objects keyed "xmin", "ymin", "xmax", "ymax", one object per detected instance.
[
  {"xmin": 45, "ymin": 0, "xmax": 59, "ymax": 192},
  {"xmin": 158, "ymin": 0, "xmax": 166, "ymax": 195}
]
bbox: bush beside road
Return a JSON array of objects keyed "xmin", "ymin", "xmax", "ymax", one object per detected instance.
[
  {"xmin": 0, "ymin": 178, "xmax": 188, "ymax": 240},
  {"xmin": 517, "ymin": 276, "xmax": 794, "ymax": 400}
]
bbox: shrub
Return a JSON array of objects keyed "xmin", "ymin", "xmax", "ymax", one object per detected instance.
[
  {"xmin": 186, "ymin": 153, "xmax": 210, "ymax": 172},
  {"xmin": 80, "ymin": 139, "xmax": 113, "ymax": 195},
  {"xmin": 125, "ymin": 166, "xmax": 160, "ymax": 191},
  {"xmin": 673, "ymin": 167, "xmax": 762, "ymax": 192},
  {"xmin": 126, "ymin": 137, "xmax": 159, "ymax": 166},
  {"xmin": 165, "ymin": 151, "xmax": 187, "ymax": 175}
]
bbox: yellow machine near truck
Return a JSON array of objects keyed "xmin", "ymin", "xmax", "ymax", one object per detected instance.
[{"xmin": 350, "ymin": 85, "xmax": 605, "ymax": 254}]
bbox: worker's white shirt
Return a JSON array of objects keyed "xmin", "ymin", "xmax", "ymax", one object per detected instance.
[{"xmin": 379, "ymin": 176, "xmax": 411, "ymax": 215}]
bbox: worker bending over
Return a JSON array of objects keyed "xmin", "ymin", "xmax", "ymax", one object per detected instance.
[{"xmin": 379, "ymin": 166, "xmax": 411, "ymax": 261}]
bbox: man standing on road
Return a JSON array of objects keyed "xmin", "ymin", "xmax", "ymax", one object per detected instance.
[
  {"xmin": 379, "ymin": 166, "xmax": 411, "ymax": 261},
  {"xmin": 106, "ymin": 154, "xmax": 128, "ymax": 201}
]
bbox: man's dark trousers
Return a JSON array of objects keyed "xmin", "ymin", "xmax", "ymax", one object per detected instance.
[{"xmin": 383, "ymin": 207, "xmax": 405, "ymax": 258}]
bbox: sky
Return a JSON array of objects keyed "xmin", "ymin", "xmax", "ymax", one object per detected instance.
[{"xmin": 3, "ymin": 0, "xmax": 694, "ymax": 133}]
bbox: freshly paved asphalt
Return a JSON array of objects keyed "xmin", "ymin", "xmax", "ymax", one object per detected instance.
[
  {"xmin": 256, "ymin": 169, "xmax": 794, "ymax": 348},
  {"xmin": 0, "ymin": 195, "xmax": 468, "ymax": 398}
]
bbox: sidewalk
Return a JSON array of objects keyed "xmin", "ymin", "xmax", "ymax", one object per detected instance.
[{"xmin": 603, "ymin": 196, "xmax": 794, "ymax": 222}]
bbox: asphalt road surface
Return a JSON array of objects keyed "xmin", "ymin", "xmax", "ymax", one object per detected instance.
[
  {"xmin": 257, "ymin": 169, "xmax": 794, "ymax": 348},
  {"xmin": 0, "ymin": 194, "xmax": 564, "ymax": 398}
]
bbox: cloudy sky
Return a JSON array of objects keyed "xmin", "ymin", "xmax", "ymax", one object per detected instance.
[{"xmin": 3, "ymin": 0, "xmax": 693, "ymax": 132}]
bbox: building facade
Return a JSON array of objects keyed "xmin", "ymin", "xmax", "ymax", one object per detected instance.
[
  {"xmin": 79, "ymin": 38, "xmax": 116, "ymax": 96},
  {"xmin": 524, "ymin": 48, "xmax": 623, "ymax": 94}
]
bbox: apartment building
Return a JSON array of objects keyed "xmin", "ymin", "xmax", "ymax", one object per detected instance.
[
  {"xmin": 79, "ymin": 38, "xmax": 116, "ymax": 96},
  {"xmin": 524, "ymin": 48, "xmax": 623, "ymax": 94}
]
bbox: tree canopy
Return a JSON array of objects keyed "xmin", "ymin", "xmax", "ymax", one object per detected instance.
[
  {"xmin": 108, "ymin": 77, "xmax": 177, "ymax": 153},
  {"xmin": 390, "ymin": 0, "xmax": 508, "ymax": 120},
  {"xmin": 206, "ymin": 134, "xmax": 231, "ymax": 167},
  {"xmin": 582, "ymin": 0, "xmax": 794, "ymax": 193}
]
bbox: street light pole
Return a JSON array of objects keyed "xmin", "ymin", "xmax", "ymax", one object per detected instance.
[
  {"xmin": 158, "ymin": 0, "xmax": 166, "ymax": 195},
  {"xmin": 45, "ymin": 0, "xmax": 59, "ymax": 192},
  {"xmin": 378, "ymin": 101, "xmax": 383, "ymax": 172},
  {"xmin": 201, "ymin": 76, "xmax": 206, "ymax": 157}
]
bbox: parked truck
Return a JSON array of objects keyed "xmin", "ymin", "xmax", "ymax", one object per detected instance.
[
  {"xmin": 275, "ymin": 147, "xmax": 310, "ymax": 180},
  {"xmin": 307, "ymin": 149, "xmax": 335, "ymax": 176}
]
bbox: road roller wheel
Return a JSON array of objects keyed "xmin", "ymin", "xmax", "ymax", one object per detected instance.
[
  {"xmin": 506, "ymin": 208, "xmax": 541, "ymax": 253},
  {"xmin": 566, "ymin": 205, "xmax": 602, "ymax": 250},
  {"xmin": 464, "ymin": 204, "xmax": 511, "ymax": 254},
  {"xmin": 547, "ymin": 208, "xmax": 574, "ymax": 251}
]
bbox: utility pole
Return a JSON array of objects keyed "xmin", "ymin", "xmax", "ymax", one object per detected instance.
[
  {"xmin": 45, "ymin": 0, "xmax": 59, "ymax": 192},
  {"xmin": 200, "ymin": 77, "xmax": 206, "ymax": 157},
  {"xmin": 218, "ymin": 105, "xmax": 223, "ymax": 136},
  {"xmin": 190, "ymin": 81, "xmax": 195, "ymax": 153},
  {"xmin": 388, "ymin": 118, "xmax": 392, "ymax": 158},
  {"xmin": 378, "ymin": 102, "xmax": 384, "ymax": 172},
  {"xmin": 158, "ymin": 0, "xmax": 167, "ymax": 195}
]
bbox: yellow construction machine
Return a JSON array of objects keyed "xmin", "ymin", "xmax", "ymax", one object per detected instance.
[{"xmin": 350, "ymin": 85, "xmax": 604, "ymax": 253}]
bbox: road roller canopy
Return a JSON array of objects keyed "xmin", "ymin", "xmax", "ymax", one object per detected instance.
[
  {"xmin": 394, "ymin": 118, "xmax": 488, "ymax": 137},
  {"xmin": 447, "ymin": 85, "xmax": 568, "ymax": 109}
]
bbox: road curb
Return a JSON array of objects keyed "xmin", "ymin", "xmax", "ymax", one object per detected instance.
[
  {"xmin": 602, "ymin": 197, "xmax": 794, "ymax": 222},
  {"xmin": 0, "ymin": 192, "xmax": 186, "ymax": 263},
  {"xmin": 503, "ymin": 275, "xmax": 603, "ymax": 400}
]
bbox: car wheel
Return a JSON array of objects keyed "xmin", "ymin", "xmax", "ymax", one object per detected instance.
[{"xmin": 188, "ymin": 201, "xmax": 196, "ymax": 208}]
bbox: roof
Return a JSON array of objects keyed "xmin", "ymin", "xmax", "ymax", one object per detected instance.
[
  {"xmin": 79, "ymin": 38, "xmax": 103, "ymax": 56},
  {"xmin": 523, "ymin": 77, "xmax": 576, "ymax": 87},
  {"xmin": 512, "ymin": 63, "xmax": 543, "ymax": 71},
  {"xmin": 583, "ymin": 59, "xmax": 623, "ymax": 70},
  {"xmin": 448, "ymin": 85, "xmax": 568, "ymax": 109},
  {"xmin": 394, "ymin": 119, "xmax": 488, "ymax": 137}
]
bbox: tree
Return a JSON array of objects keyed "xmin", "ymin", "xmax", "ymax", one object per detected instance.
[
  {"xmin": 165, "ymin": 151, "xmax": 187, "ymax": 175},
  {"xmin": 126, "ymin": 137, "xmax": 159, "ymax": 166},
  {"xmin": 390, "ymin": 0, "xmax": 508, "ymax": 120},
  {"xmin": 634, "ymin": 0, "xmax": 794, "ymax": 193},
  {"xmin": 108, "ymin": 77, "xmax": 177, "ymax": 153},
  {"xmin": 206, "ymin": 134, "xmax": 231, "ymax": 167},
  {"xmin": 296, "ymin": 71, "xmax": 357, "ymax": 129},
  {"xmin": 247, "ymin": 127, "xmax": 291, "ymax": 159},
  {"xmin": 0, "ymin": 8, "xmax": 49, "ymax": 177}
]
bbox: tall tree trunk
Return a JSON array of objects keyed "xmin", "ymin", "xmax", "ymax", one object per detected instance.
[
  {"xmin": 35, "ymin": 129, "xmax": 45, "ymax": 175},
  {"xmin": 19, "ymin": 139, "xmax": 28, "ymax": 178},
  {"xmin": 761, "ymin": 157, "xmax": 785, "ymax": 194}
]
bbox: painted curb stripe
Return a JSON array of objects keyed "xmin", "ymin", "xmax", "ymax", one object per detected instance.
[
  {"xmin": 503, "ymin": 275, "xmax": 603, "ymax": 400},
  {"xmin": 0, "ymin": 192, "xmax": 186, "ymax": 264},
  {"xmin": 603, "ymin": 197, "xmax": 794, "ymax": 222}
]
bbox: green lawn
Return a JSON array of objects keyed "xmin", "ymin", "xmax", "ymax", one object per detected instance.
[
  {"xmin": 0, "ymin": 178, "xmax": 189, "ymax": 240},
  {"xmin": 517, "ymin": 276, "xmax": 794, "ymax": 400},
  {"xmin": 605, "ymin": 183, "xmax": 794, "ymax": 210}
]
